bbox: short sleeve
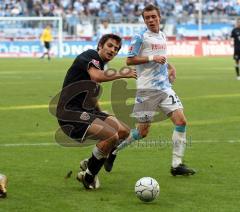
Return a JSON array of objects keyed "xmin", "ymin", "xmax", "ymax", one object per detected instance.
[
  {"xmin": 128, "ymin": 34, "xmax": 143, "ymax": 57},
  {"xmin": 84, "ymin": 50, "xmax": 103, "ymax": 70},
  {"xmin": 89, "ymin": 59, "xmax": 101, "ymax": 70}
]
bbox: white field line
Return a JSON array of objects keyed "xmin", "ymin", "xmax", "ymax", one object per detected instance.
[
  {"xmin": 0, "ymin": 93, "xmax": 240, "ymax": 111},
  {"xmin": 0, "ymin": 139, "xmax": 239, "ymax": 147},
  {"xmin": 3, "ymin": 115, "xmax": 239, "ymax": 138},
  {"xmin": 0, "ymin": 143, "xmax": 57, "ymax": 147}
]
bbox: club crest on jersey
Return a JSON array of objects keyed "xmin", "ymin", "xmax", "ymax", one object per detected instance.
[
  {"xmin": 91, "ymin": 59, "xmax": 100, "ymax": 68},
  {"xmin": 80, "ymin": 112, "xmax": 90, "ymax": 121}
]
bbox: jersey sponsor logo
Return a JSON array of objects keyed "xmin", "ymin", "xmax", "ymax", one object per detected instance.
[
  {"xmin": 80, "ymin": 112, "xmax": 90, "ymax": 121},
  {"xmin": 151, "ymin": 44, "xmax": 166, "ymax": 50},
  {"xmin": 91, "ymin": 59, "xmax": 100, "ymax": 68}
]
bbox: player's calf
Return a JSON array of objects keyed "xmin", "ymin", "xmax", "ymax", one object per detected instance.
[{"xmin": 104, "ymin": 147, "xmax": 117, "ymax": 172}]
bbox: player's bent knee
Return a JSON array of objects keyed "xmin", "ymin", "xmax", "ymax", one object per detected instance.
[
  {"xmin": 110, "ymin": 133, "xmax": 120, "ymax": 145},
  {"xmin": 97, "ymin": 133, "xmax": 119, "ymax": 154},
  {"xmin": 118, "ymin": 127, "xmax": 130, "ymax": 139}
]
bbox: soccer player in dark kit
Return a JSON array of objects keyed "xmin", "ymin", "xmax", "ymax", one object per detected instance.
[
  {"xmin": 57, "ymin": 34, "xmax": 137, "ymax": 189},
  {"xmin": 231, "ymin": 18, "xmax": 240, "ymax": 80}
]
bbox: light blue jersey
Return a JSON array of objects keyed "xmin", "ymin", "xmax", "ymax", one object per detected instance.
[{"xmin": 128, "ymin": 29, "xmax": 172, "ymax": 90}]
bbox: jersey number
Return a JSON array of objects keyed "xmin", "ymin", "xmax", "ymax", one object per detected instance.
[{"xmin": 169, "ymin": 94, "xmax": 180, "ymax": 105}]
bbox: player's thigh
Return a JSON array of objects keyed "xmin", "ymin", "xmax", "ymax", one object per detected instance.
[
  {"xmin": 104, "ymin": 116, "xmax": 130, "ymax": 139},
  {"xmin": 169, "ymin": 109, "xmax": 187, "ymax": 126},
  {"xmin": 86, "ymin": 118, "xmax": 118, "ymax": 141},
  {"xmin": 133, "ymin": 90, "xmax": 160, "ymax": 123},
  {"xmin": 87, "ymin": 118, "xmax": 120, "ymax": 153},
  {"xmin": 158, "ymin": 89, "xmax": 183, "ymax": 119}
]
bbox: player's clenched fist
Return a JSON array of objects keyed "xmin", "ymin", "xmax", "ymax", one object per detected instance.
[{"xmin": 122, "ymin": 68, "xmax": 137, "ymax": 79}]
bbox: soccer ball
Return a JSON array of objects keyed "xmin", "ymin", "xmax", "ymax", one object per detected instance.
[{"xmin": 135, "ymin": 177, "xmax": 160, "ymax": 202}]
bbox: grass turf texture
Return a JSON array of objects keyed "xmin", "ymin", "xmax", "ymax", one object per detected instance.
[{"xmin": 0, "ymin": 57, "xmax": 239, "ymax": 211}]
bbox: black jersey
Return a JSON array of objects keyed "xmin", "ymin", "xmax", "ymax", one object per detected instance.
[
  {"xmin": 231, "ymin": 27, "xmax": 240, "ymax": 49},
  {"xmin": 61, "ymin": 49, "xmax": 105, "ymax": 111},
  {"xmin": 63, "ymin": 49, "xmax": 104, "ymax": 87}
]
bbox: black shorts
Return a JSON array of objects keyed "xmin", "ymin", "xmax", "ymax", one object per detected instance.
[
  {"xmin": 44, "ymin": 42, "xmax": 50, "ymax": 50},
  {"xmin": 58, "ymin": 110, "xmax": 109, "ymax": 142}
]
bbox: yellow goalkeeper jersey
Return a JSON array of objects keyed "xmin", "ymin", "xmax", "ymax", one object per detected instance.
[{"xmin": 40, "ymin": 27, "xmax": 53, "ymax": 42}]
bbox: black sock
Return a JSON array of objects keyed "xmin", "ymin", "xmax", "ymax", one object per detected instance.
[
  {"xmin": 87, "ymin": 154, "xmax": 106, "ymax": 176},
  {"xmin": 85, "ymin": 172, "xmax": 94, "ymax": 184},
  {"xmin": 109, "ymin": 147, "xmax": 117, "ymax": 157},
  {"xmin": 85, "ymin": 155, "xmax": 105, "ymax": 184},
  {"xmin": 236, "ymin": 66, "xmax": 239, "ymax": 76}
]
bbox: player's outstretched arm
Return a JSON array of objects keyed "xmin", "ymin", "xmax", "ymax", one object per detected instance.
[
  {"xmin": 127, "ymin": 56, "xmax": 149, "ymax": 65},
  {"xmin": 127, "ymin": 55, "xmax": 166, "ymax": 65},
  {"xmin": 88, "ymin": 66, "xmax": 137, "ymax": 83}
]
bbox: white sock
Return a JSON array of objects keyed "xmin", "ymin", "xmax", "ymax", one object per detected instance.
[
  {"xmin": 172, "ymin": 130, "xmax": 186, "ymax": 168},
  {"xmin": 92, "ymin": 145, "xmax": 106, "ymax": 159}
]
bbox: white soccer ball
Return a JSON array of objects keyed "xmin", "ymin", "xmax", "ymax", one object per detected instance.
[{"xmin": 135, "ymin": 177, "xmax": 160, "ymax": 202}]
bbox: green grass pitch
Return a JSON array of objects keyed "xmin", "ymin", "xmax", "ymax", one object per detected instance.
[{"xmin": 0, "ymin": 57, "xmax": 240, "ymax": 211}]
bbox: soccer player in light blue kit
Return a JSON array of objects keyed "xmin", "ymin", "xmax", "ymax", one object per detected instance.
[{"xmin": 104, "ymin": 4, "xmax": 195, "ymax": 176}]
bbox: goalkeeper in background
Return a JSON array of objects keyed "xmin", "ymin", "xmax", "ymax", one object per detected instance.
[{"xmin": 40, "ymin": 24, "xmax": 53, "ymax": 60}]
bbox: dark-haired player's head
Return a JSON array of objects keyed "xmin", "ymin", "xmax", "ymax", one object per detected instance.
[{"xmin": 97, "ymin": 34, "xmax": 122, "ymax": 62}]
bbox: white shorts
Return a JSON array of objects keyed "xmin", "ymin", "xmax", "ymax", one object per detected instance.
[{"xmin": 132, "ymin": 88, "xmax": 183, "ymax": 123}]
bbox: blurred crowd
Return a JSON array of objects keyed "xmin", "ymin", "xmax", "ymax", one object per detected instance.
[
  {"xmin": 0, "ymin": 0, "xmax": 240, "ymax": 21},
  {"xmin": 0, "ymin": 0, "xmax": 239, "ymax": 38}
]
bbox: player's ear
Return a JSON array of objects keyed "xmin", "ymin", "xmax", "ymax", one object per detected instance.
[
  {"xmin": 143, "ymin": 18, "xmax": 147, "ymax": 24},
  {"xmin": 98, "ymin": 44, "xmax": 103, "ymax": 51}
]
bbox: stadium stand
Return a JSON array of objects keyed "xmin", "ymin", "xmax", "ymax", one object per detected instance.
[
  {"xmin": 0, "ymin": 0, "xmax": 240, "ymax": 20},
  {"xmin": 0, "ymin": 0, "xmax": 237, "ymax": 56},
  {"xmin": 1, "ymin": 0, "xmax": 240, "ymax": 22},
  {"xmin": 0, "ymin": 0, "xmax": 239, "ymax": 57}
]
